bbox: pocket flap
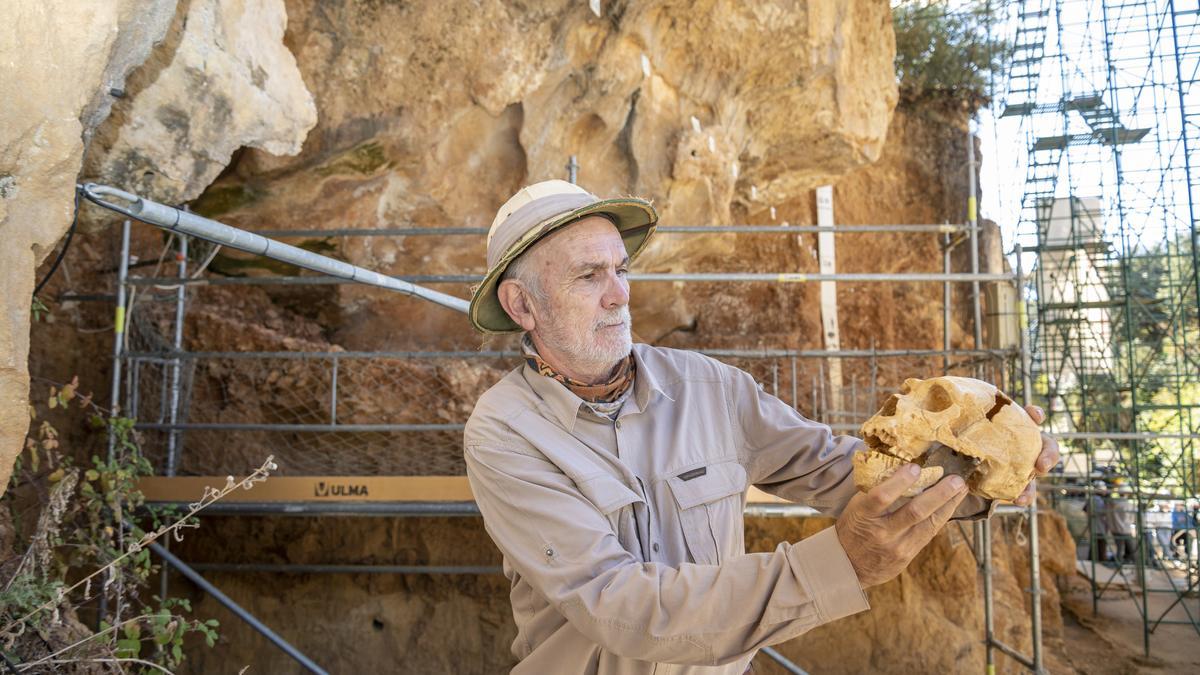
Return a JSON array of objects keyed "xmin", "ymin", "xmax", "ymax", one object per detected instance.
[
  {"xmin": 576, "ymin": 474, "xmax": 643, "ymax": 515},
  {"xmin": 665, "ymin": 461, "xmax": 747, "ymax": 510}
]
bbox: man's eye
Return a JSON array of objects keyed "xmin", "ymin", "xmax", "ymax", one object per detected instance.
[
  {"xmin": 617, "ymin": 268, "xmax": 628, "ymax": 276},
  {"xmin": 580, "ymin": 273, "xmax": 595, "ymax": 281}
]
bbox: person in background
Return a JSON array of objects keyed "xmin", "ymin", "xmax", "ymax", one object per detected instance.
[
  {"xmin": 1082, "ymin": 480, "xmax": 1109, "ymax": 563},
  {"xmin": 1172, "ymin": 503, "xmax": 1195, "ymax": 562},
  {"xmin": 1107, "ymin": 486, "xmax": 1136, "ymax": 565},
  {"xmin": 1152, "ymin": 503, "xmax": 1175, "ymax": 563}
]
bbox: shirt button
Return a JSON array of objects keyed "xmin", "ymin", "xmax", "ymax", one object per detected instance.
[
  {"xmin": 652, "ymin": 542, "xmax": 660, "ymax": 553},
  {"xmin": 615, "ymin": 420, "xmax": 622, "ymax": 429}
]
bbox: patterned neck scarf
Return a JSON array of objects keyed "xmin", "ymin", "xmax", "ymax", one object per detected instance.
[{"xmin": 522, "ymin": 334, "xmax": 636, "ymax": 404}]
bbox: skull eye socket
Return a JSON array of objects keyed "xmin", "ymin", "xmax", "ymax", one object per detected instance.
[
  {"xmin": 878, "ymin": 395, "xmax": 899, "ymax": 417},
  {"xmin": 923, "ymin": 385, "xmax": 954, "ymax": 412}
]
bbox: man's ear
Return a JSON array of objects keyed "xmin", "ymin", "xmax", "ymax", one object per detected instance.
[{"xmin": 497, "ymin": 279, "xmax": 537, "ymax": 332}]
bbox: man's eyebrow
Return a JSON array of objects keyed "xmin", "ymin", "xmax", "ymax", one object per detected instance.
[{"xmin": 567, "ymin": 257, "xmax": 630, "ymax": 275}]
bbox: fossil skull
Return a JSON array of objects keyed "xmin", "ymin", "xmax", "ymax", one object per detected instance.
[{"xmin": 853, "ymin": 376, "xmax": 1042, "ymax": 501}]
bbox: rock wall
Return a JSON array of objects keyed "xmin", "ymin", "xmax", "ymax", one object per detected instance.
[
  {"xmin": 86, "ymin": 0, "xmax": 317, "ymax": 204},
  {"xmin": 16, "ymin": 0, "xmax": 899, "ymax": 487},
  {"xmin": 2, "ymin": 0, "xmax": 316, "ymax": 494},
  {"xmin": 0, "ymin": 0, "xmax": 177, "ymax": 495},
  {"xmin": 178, "ymin": 0, "xmax": 898, "ymax": 350}
]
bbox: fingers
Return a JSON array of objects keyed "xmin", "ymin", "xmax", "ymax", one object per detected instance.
[
  {"xmin": 1024, "ymin": 404, "xmax": 1045, "ymax": 424},
  {"xmin": 890, "ymin": 475, "xmax": 967, "ymax": 529},
  {"xmin": 1035, "ymin": 433, "xmax": 1060, "ymax": 474},
  {"xmin": 914, "ymin": 488, "xmax": 969, "ymax": 539},
  {"xmin": 860, "ymin": 463, "xmax": 922, "ymax": 517},
  {"xmin": 1011, "ymin": 431, "xmax": 1059, "ymax": 506},
  {"xmin": 1014, "ymin": 480, "xmax": 1036, "ymax": 507}
]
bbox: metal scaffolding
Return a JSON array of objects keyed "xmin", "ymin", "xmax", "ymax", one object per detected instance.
[
  {"xmin": 81, "ymin": 145, "xmax": 1047, "ymax": 672},
  {"xmin": 993, "ymin": 0, "xmax": 1200, "ymax": 659}
]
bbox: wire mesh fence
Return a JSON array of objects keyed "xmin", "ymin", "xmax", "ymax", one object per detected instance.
[{"xmin": 123, "ymin": 301, "xmax": 1018, "ymax": 477}]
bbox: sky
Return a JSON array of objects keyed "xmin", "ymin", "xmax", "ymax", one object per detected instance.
[{"xmin": 972, "ymin": 0, "xmax": 1198, "ymax": 265}]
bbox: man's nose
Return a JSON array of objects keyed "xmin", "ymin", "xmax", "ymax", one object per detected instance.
[{"xmin": 601, "ymin": 270, "xmax": 630, "ymax": 308}]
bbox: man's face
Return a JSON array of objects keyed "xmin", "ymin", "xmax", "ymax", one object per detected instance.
[{"xmin": 525, "ymin": 216, "xmax": 633, "ymax": 373}]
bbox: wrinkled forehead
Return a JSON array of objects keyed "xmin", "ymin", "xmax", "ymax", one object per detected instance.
[{"xmin": 529, "ymin": 215, "xmax": 627, "ymax": 268}]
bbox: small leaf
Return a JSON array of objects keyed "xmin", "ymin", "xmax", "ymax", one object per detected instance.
[{"xmin": 116, "ymin": 637, "xmax": 141, "ymax": 657}]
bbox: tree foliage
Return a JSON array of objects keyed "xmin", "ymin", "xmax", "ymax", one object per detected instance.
[{"xmin": 893, "ymin": 0, "xmax": 1009, "ymax": 110}]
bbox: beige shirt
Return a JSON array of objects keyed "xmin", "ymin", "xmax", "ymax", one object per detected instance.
[{"xmin": 465, "ymin": 344, "xmax": 979, "ymax": 674}]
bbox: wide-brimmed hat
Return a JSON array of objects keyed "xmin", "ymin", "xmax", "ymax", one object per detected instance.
[{"xmin": 469, "ymin": 179, "xmax": 658, "ymax": 334}]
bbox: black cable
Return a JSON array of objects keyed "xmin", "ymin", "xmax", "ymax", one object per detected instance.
[
  {"xmin": 31, "ymin": 186, "xmax": 82, "ymax": 299},
  {"xmin": 0, "ymin": 645, "xmax": 21, "ymax": 675}
]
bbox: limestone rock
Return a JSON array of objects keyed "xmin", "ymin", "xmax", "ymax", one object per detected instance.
[
  {"xmin": 87, "ymin": 0, "xmax": 318, "ymax": 204},
  {"xmin": 80, "ymin": 2, "xmax": 181, "ymax": 138},
  {"xmin": 192, "ymin": 0, "xmax": 898, "ymax": 348},
  {"xmin": 0, "ymin": 0, "xmax": 175, "ymax": 496},
  {"xmin": 1, "ymin": 0, "xmax": 315, "ymax": 495}
]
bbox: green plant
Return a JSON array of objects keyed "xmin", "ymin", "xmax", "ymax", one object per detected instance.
[
  {"xmin": 893, "ymin": 0, "xmax": 1009, "ymax": 110},
  {"xmin": 30, "ymin": 296, "xmax": 49, "ymax": 323},
  {"xmin": 0, "ymin": 377, "xmax": 274, "ymax": 672}
]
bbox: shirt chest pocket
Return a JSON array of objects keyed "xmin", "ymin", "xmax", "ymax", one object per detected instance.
[
  {"xmin": 576, "ymin": 473, "xmax": 646, "ymax": 558},
  {"xmin": 665, "ymin": 461, "xmax": 747, "ymax": 565}
]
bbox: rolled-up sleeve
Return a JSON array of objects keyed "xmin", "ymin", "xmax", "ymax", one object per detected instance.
[{"xmin": 465, "ymin": 441, "xmax": 870, "ymax": 666}]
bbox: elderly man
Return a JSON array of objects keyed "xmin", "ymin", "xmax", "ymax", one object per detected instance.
[{"xmin": 463, "ymin": 180, "xmax": 1059, "ymax": 673}]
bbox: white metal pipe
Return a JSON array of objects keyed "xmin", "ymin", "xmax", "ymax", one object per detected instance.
[{"xmin": 80, "ymin": 184, "xmax": 469, "ymax": 314}]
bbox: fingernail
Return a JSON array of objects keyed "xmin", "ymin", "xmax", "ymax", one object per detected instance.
[
  {"xmin": 949, "ymin": 476, "xmax": 965, "ymax": 491},
  {"xmin": 1035, "ymin": 406, "xmax": 1044, "ymax": 418},
  {"xmin": 905, "ymin": 464, "xmax": 921, "ymax": 477}
]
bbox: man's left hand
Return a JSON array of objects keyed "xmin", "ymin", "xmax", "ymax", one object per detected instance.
[{"xmin": 1014, "ymin": 405, "xmax": 1060, "ymax": 507}]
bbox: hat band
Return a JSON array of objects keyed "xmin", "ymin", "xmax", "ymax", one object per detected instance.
[{"xmin": 487, "ymin": 192, "xmax": 598, "ymax": 268}]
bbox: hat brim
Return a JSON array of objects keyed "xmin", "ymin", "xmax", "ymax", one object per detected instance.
[{"xmin": 469, "ymin": 198, "xmax": 658, "ymax": 334}]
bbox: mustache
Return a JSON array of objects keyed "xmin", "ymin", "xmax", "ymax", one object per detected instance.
[{"xmin": 593, "ymin": 306, "xmax": 631, "ymax": 330}]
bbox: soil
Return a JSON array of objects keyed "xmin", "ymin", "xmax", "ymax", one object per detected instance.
[{"xmin": 1056, "ymin": 575, "xmax": 1200, "ymax": 674}]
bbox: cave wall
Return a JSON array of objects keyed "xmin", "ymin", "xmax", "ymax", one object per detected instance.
[{"xmin": 0, "ymin": 0, "xmax": 179, "ymax": 495}]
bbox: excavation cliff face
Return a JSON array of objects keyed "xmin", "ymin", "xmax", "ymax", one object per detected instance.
[{"xmin": 11, "ymin": 0, "xmax": 897, "ymax": 488}]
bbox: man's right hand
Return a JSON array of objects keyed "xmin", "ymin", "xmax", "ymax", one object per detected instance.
[{"xmin": 834, "ymin": 463, "xmax": 968, "ymax": 587}]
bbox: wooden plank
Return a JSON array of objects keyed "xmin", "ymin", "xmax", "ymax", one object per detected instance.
[
  {"xmin": 816, "ymin": 185, "xmax": 844, "ymax": 416},
  {"xmin": 138, "ymin": 476, "xmax": 792, "ymax": 505},
  {"xmin": 138, "ymin": 476, "xmax": 474, "ymax": 503}
]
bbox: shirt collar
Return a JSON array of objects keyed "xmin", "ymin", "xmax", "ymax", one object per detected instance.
[
  {"xmin": 522, "ymin": 359, "xmax": 588, "ymax": 432},
  {"xmin": 630, "ymin": 343, "xmax": 676, "ymax": 413}
]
